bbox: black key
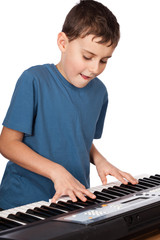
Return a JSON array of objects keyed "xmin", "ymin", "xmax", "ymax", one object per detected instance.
[
  {"xmin": 127, "ymin": 182, "xmax": 148, "ymax": 190},
  {"xmin": 67, "ymin": 200, "xmax": 89, "ymax": 207},
  {"xmin": 107, "ymin": 187, "xmax": 126, "ymax": 196},
  {"xmin": 85, "ymin": 196, "xmax": 103, "ymax": 204},
  {"xmin": 16, "ymin": 212, "xmax": 40, "ymax": 222},
  {"xmin": 50, "ymin": 203, "xmax": 70, "ymax": 212},
  {"xmin": 38, "ymin": 207, "xmax": 60, "ymax": 216},
  {"xmin": 120, "ymin": 184, "xmax": 142, "ymax": 192},
  {"xmin": 150, "ymin": 176, "xmax": 160, "ymax": 183},
  {"xmin": 74, "ymin": 200, "xmax": 92, "ymax": 207},
  {"xmin": 8, "ymin": 212, "xmax": 40, "ymax": 224},
  {"xmin": 67, "ymin": 200, "xmax": 85, "ymax": 208},
  {"xmin": 26, "ymin": 209, "xmax": 49, "ymax": 218},
  {"xmin": 8, "ymin": 213, "xmax": 28, "ymax": 224},
  {"xmin": 99, "ymin": 190, "xmax": 118, "ymax": 199},
  {"xmin": 58, "ymin": 201, "xmax": 81, "ymax": 210},
  {"xmin": 113, "ymin": 186, "xmax": 133, "ymax": 194},
  {"xmin": 76, "ymin": 196, "xmax": 100, "ymax": 206},
  {"xmin": 154, "ymin": 175, "xmax": 160, "ymax": 181},
  {"xmin": 139, "ymin": 179, "xmax": 157, "ymax": 187},
  {"xmin": 68, "ymin": 197, "xmax": 100, "ymax": 207},
  {"xmin": 34, "ymin": 207, "xmax": 54, "ymax": 217},
  {"xmin": 102, "ymin": 188, "xmax": 124, "ymax": 197},
  {"xmin": 133, "ymin": 183, "xmax": 148, "ymax": 190},
  {"xmin": 155, "ymin": 174, "xmax": 160, "ymax": 178},
  {"xmin": 41, "ymin": 205, "xmax": 65, "ymax": 215},
  {"xmin": 94, "ymin": 191, "xmax": 112, "ymax": 201},
  {"xmin": 0, "ymin": 217, "xmax": 21, "ymax": 228},
  {"xmin": 143, "ymin": 177, "xmax": 160, "ymax": 185},
  {"xmin": 113, "ymin": 186, "xmax": 130, "ymax": 196}
]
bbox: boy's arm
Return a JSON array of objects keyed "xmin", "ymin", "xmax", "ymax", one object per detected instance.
[
  {"xmin": 90, "ymin": 143, "xmax": 138, "ymax": 185},
  {"xmin": 0, "ymin": 126, "xmax": 96, "ymax": 202}
]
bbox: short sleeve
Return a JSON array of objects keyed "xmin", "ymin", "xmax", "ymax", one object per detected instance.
[
  {"xmin": 3, "ymin": 70, "xmax": 37, "ymax": 135},
  {"xmin": 94, "ymin": 92, "xmax": 108, "ymax": 139}
]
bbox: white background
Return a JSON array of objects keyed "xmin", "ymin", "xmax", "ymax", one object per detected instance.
[{"xmin": 0, "ymin": 0, "xmax": 160, "ymax": 187}]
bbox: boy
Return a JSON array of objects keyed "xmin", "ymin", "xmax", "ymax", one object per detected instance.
[{"xmin": 0, "ymin": 0, "xmax": 137, "ymax": 210}]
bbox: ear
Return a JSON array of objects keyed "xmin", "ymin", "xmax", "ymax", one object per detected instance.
[{"xmin": 57, "ymin": 32, "xmax": 69, "ymax": 53}]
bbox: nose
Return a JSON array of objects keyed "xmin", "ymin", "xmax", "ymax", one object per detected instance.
[{"xmin": 88, "ymin": 60, "xmax": 100, "ymax": 75}]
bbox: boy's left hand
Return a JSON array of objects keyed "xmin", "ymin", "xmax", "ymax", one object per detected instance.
[{"xmin": 95, "ymin": 157, "xmax": 138, "ymax": 185}]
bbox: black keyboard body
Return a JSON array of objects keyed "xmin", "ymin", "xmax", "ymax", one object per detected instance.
[{"xmin": 0, "ymin": 174, "xmax": 160, "ymax": 240}]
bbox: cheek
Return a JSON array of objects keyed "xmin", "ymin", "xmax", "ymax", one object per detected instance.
[
  {"xmin": 100, "ymin": 64, "xmax": 107, "ymax": 74},
  {"xmin": 66, "ymin": 56, "xmax": 84, "ymax": 75},
  {"xmin": 64, "ymin": 57, "xmax": 79, "ymax": 77}
]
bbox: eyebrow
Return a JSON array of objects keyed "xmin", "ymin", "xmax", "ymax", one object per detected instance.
[{"xmin": 82, "ymin": 49, "xmax": 112, "ymax": 59}]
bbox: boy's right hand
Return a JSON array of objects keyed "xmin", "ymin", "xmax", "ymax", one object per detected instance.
[{"xmin": 51, "ymin": 164, "xmax": 96, "ymax": 203}]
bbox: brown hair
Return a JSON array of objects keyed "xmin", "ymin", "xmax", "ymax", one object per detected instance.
[{"xmin": 62, "ymin": 0, "xmax": 120, "ymax": 46}]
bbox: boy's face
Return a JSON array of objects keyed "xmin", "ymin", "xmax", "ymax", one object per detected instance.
[{"xmin": 57, "ymin": 33, "xmax": 115, "ymax": 88}]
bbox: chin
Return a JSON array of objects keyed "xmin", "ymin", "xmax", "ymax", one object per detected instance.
[
  {"xmin": 70, "ymin": 77, "xmax": 91, "ymax": 88},
  {"xmin": 75, "ymin": 82, "xmax": 89, "ymax": 88}
]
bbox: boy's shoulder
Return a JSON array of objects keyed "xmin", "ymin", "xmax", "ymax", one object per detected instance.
[
  {"xmin": 24, "ymin": 64, "xmax": 52, "ymax": 77},
  {"xmin": 92, "ymin": 76, "xmax": 108, "ymax": 95},
  {"xmin": 18, "ymin": 64, "xmax": 55, "ymax": 86}
]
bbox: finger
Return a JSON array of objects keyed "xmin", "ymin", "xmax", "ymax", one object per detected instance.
[
  {"xmin": 120, "ymin": 172, "xmax": 138, "ymax": 184},
  {"xmin": 80, "ymin": 188, "xmax": 96, "ymax": 199},
  {"xmin": 102, "ymin": 179, "xmax": 107, "ymax": 185},
  {"xmin": 114, "ymin": 172, "xmax": 129, "ymax": 185},
  {"xmin": 75, "ymin": 184, "xmax": 96, "ymax": 199},
  {"xmin": 68, "ymin": 190, "xmax": 77, "ymax": 202},
  {"xmin": 99, "ymin": 171, "xmax": 108, "ymax": 185},
  {"xmin": 74, "ymin": 190, "xmax": 87, "ymax": 202},
  {"xmin": 51, "ymin": 192, "xmax": 61, "ymax": 203}
]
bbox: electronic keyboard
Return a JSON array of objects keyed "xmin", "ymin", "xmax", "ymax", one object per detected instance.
[{"xmin": 0, "ymin": 174, "xmax": 160, "ymax": 240}]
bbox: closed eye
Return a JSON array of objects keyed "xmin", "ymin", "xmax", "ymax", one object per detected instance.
[
  {"xmin": 83, "ymin": 56, "xmax": 107, "ymax": 63},
  {"xmin": 83, "ymin": 56, "xmax": 92, "ymax": 60},
  {"xmin": 100, "ymin": 59, "xmax": 107, "ymax": 64},
  {"xmin": 100, "ymin": 57, "xmax": 110, "ymax": 64}
]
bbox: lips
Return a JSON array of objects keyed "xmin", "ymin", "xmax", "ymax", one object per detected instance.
[{"xmin": 80, "ymin": 73, "xmax": 90, "ymax": 80}]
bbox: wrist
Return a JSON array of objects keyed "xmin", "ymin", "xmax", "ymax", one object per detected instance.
[
  {"xmin": 48, "ymin": 163, "xmax": 68, "ymax": 183},
  {"xmin": 47, "ymin": 162, "xmax": 62, "ymax": 181}
]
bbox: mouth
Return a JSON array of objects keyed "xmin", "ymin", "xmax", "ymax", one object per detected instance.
[{"xmin": 80, "ymin": 73, "xmax": 91, "ymax": 80}]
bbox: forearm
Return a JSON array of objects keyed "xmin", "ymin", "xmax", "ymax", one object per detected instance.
[
  {"xmin": 0, "ymin": 127, "xmax": 96, "ymax": 202},
  {"xmin": 90, "ymin": 143, "xmax": 106, "ymax": 165},
  {"xmin": 0, "ymin": 135, "xmax": 59, "ymax": 181}
]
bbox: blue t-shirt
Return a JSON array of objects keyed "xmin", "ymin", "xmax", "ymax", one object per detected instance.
[{"xmin": 0, "ymin": 64, "xmax": 108, "ymax": 209}]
